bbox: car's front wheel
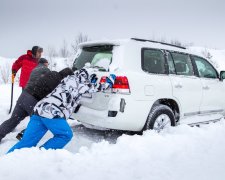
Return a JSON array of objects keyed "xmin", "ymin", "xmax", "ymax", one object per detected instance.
[{"xmin": 144, "ymin": 105, "xmax": 176, "ymax": 132}]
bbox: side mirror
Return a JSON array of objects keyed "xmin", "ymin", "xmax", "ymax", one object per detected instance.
[{"xmin": 220, "ymin": 71, "xmax": 225, "ymax": 81}]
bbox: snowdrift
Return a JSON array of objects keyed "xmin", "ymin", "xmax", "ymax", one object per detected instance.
[{"xmin": 1, "ymin": 121, "xmax": 225, "ymax": 180}]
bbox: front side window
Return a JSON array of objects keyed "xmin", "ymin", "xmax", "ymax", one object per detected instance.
[
  {"xmin": 171, "ymin": 52, "xmax": 194, "ymax": 76},
  {"xmin": 142, "ymin": 49, "xmax": 166, "ymax": 74},
  {"xmin": 193, "ymin": 56, "xmax": 218, "ymax": 79},
  {"xmin": 73, "ymin": 45, "xmax": 113, "ymax": 71}
]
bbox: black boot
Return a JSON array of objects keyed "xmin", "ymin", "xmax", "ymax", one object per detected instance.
[{"xmin": 16, "ymin": 129, "xmax": 25, "ymax": 140}]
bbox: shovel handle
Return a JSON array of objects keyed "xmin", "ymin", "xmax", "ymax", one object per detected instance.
[{"xmin": 12, "ymin": 74, "xmax": 15, "ymax": 84}]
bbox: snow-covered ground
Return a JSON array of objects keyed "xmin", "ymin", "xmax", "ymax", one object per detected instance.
[
  {"xmin": 0, "ymin": 46, "xmax": 225, "ymax": 180},
  {"xmin": 1, "ymin": 119, "xmax": 225, "ymax": 180},
  {"xmin": 0, "ymin": 85, "xmax": 225, "ymax": 180}
]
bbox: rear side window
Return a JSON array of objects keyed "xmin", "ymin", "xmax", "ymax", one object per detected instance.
[
  {"xmin": 171, "ymin": 52, "xmax": 194, "ymax": 76},
  {"xmin": 142, "ymin": 49, "xmax": 166, "ymax": 74},
  {"xmin": 193, "ymin": 56, "xmax": 218, "ymax": 79},
  {"xmin": 73, "ymin": 45, "xmax": 113, "ymax": 71}
]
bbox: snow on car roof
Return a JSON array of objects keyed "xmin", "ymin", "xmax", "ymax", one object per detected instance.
[
  {"xmin": 78, "ymin": 39, "xmax": 129, "ymax": 47},
  {"xmin": 79, "ymin": 38, "xmax": 197, "ymax": 56}
]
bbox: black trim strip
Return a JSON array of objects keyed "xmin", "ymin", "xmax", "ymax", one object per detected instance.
[
  {"xmin": 188, "ymin": 118, "xmax": 221, "ymax": 126},
  {"xmin": 131, "ymin": 38, "xmax": 186, "ymax": 49}
]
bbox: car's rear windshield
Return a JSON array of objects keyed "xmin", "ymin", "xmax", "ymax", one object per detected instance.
[{"xmin": 73, "ymin": 45, "xmax": 113, "ymax": 71}]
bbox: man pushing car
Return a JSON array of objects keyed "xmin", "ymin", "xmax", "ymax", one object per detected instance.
[
  {"xmin": 0, "ymin": 58, "xmax": 74, "ymax": 143},
  {"xmin": 7, "ymin": 68, "xmax": 116, "ymax": 153}
]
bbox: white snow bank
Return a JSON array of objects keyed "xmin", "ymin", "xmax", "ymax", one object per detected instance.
[{"xmin": 1, "ymin": 120, "xmax": 225, "ymax": 180}]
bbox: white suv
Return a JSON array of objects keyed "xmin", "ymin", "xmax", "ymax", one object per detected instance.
[{"xmin": 72, "ymin": 38, "xmax": 225, "ymax": 132}]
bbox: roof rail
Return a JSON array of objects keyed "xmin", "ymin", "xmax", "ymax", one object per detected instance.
[{"xmin": 131, "ymin": 38, "xmax": 186, "ymax": 49}]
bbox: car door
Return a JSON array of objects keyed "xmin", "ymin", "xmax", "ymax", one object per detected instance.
[
  {"xmin": 167, "ymin": 51, "xmax": 203, "ymax": 123},
  {"xmin": 140, "ymin": 48, "xmax": 172, "ymax": 101},
  {"xmin": 192, "ymin": 56, "xmax": 224, "ymax": 115}
]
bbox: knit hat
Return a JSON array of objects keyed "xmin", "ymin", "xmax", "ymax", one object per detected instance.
[
  {"xmin": 59, "ymin": 68, "xmax": 74, "ymax": 79},
  {"xmin": 32, "ymin": 46, "xmax": 43, "ymax": 55},
  {"xmin": 38, "ymin": 58, "xmax": 48, "ymax": 64}
]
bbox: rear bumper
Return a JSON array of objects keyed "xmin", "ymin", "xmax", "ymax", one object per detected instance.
[{"xmin": 72, "ymin": 96, "xmax": 153, "ymax": 131}]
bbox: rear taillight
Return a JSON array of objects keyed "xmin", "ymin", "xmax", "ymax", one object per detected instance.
[
  {"xmin": 99, "ymin": 76, "xmax": 130, "ymax": 94},
  {"xmin": 113, "ymin": 76, "xmax": 130, "ymax": 94}
]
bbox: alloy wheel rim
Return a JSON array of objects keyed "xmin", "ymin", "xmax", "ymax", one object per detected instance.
[{"xmin": 153, "ymin": 114, "xmax": 171, "ymax": 132}]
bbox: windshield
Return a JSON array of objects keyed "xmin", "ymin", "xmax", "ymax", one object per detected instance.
[{"xmin": 73, "ymin": 45, "xmax": 113, "ymax": 71}]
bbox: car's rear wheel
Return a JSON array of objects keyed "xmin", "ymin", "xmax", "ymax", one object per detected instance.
[{"xmin": 144, "ymin": 105, "xmax": 176, "ymax": 132}]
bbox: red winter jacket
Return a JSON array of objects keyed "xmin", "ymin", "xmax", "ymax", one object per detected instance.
[{"xmin": 12, "ymin": 50, "xmax": 38, "ymax": 88}]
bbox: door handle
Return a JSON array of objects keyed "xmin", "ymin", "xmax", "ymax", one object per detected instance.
[
  {"xmin": 174, "ymin": 84, "xmax": 182, "ymax": 88},
  {"xmin": 203, "ymin": 86, "xmax": 210, "ymax": 90}
]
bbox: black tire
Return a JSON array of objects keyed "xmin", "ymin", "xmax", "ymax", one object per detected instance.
[{"xmin": 143, "ymin": 104, "xmax": 176, "ymax": 131}]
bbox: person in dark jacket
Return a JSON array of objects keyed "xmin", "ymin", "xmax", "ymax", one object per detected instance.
[
  {"xmin": 12, "ymin": 46, "xmax": 43, "ymax": 89},
  {"xmin": 0, "ymin": 58, "xmax": 73, "ymax": 143},
  {"xmin": 14, "ymin": 58, "xmax": 50, "ymax": 140},
  {"xmin": 16, "ymin": 64, "xmax": 74, "ymax": 140},
  {"xmin": 7, "ymin": 68, "xmax": 116, "ymax": 153}
]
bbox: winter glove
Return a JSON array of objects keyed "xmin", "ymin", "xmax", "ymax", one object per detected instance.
[
  {"xmin": 75, "ymin": 68, "xmax": 116, "ymax": 93},
  {"xmin": 100, "ymin": 74, "xmax": 116, "ymax": 91},
  {"xmin": 106, "ymin": 74, "xmax": 116, "ymax": 88},
  {"xmin": 12, "ymin": 70, "xmax": 16, "ymax": 83},
  {"xmin": 12, "ymin": 70, "xmax": 16, "ymax": 76},
  {"xmin": 16, "ymin": 129, "xmax": 25, "ymax": 140},
  {"xmin": 90, "ymin": 74, "xmax": 98, "ymax": 84},
  {"xmin": 12, "ymin": 70, "xmax": 16, "ymax": 78}
]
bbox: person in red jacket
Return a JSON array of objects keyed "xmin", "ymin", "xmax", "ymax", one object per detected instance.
[{"xmin": 12, "ymin": 46, "xmax": 43, "ymax": 88}]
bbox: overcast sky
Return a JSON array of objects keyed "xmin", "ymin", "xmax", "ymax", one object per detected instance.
[{"xmin": 0, "ymin": 0, "xmax": 225, "ymax": 58}]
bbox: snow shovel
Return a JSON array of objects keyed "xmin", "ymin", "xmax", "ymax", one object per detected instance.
[{"xmin": 8, "ymin": 73, "xmax": 15, "ymax": 114}]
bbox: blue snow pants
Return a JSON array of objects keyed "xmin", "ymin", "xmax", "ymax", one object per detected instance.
[{"xmin": 7, "ymin": 115, "xmax": 73, "ymax": 153}]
